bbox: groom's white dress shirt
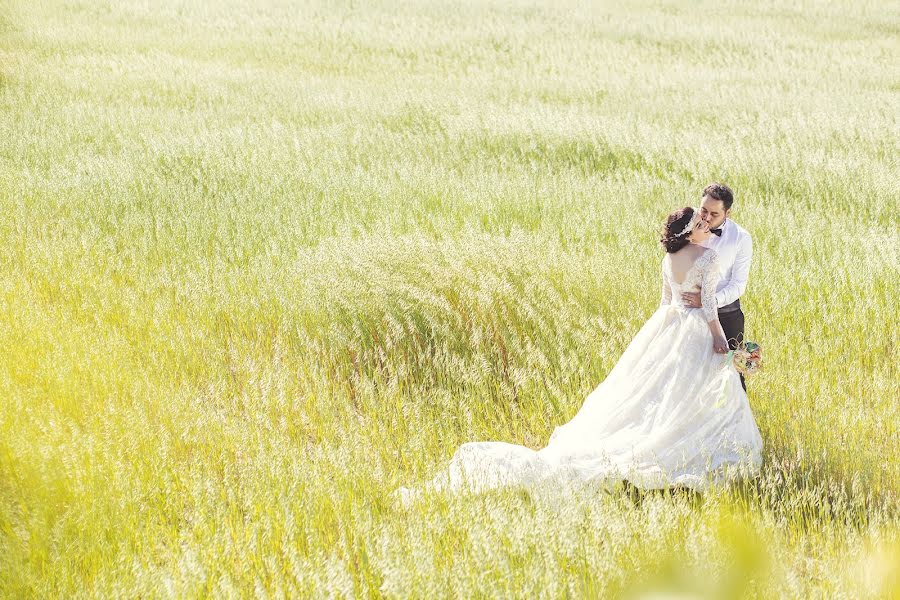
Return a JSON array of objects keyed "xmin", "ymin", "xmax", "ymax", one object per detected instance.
[{"xmin": 700, "ymin": 218, "xmax": 753, "ymax": 308}]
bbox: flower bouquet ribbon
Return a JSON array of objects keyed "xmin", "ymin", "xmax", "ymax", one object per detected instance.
[{"xmin": 714, "ymin": 340, "xmax": 762, "ymax": 407}]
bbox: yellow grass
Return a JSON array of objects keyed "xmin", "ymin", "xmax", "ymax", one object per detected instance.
[{"xmin": 0, "ymin": 0, "xmax": 897, "ymax": 597}]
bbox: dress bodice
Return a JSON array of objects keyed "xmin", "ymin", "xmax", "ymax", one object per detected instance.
[{"xmin": 660, "ymin": 249, "xmax": 721, "ymax": 321}]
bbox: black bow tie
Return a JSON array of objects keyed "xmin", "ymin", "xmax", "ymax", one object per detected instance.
[{"xmin": 710, "ymin": 227, "xmax": 723, "ymax": 237}]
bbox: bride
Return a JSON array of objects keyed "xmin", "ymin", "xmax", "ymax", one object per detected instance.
[{"xmin": 397, "ymin": 207, "xmax": 763, "ymax": 503}]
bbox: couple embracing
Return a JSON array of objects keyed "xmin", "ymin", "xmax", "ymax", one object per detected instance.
[{"xmin": 398, "ymin": 183, "xmax": 762, "ymax": 502}]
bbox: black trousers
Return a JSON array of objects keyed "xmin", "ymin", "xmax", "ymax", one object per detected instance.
[{"xmin": 718, "ymin": 309, "xmax": 746, "ymax": 391}]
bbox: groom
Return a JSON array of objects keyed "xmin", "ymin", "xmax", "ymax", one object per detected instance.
[{"xmin": 681, "ymin": 182, "xmax": 753, "ymax": 391}]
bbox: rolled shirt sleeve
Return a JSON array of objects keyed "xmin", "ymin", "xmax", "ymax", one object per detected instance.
[{"xmin": 715, "ymin": 232, "xmax": 752, "ymax": 307}]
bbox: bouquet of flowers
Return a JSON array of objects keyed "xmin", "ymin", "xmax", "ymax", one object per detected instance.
[{"xmin": 728, "ymin": 340, "xmax": 762, "ymax": 375}]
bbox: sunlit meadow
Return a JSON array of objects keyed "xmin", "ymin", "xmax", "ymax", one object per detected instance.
[{"xmin": 1, "ymin": 0, "xmax": 898, "ymax": 597}]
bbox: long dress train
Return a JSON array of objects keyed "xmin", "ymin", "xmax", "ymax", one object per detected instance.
[{"xmin": 396, "ymin": 249, "xmax": 763, "ymax": 503}]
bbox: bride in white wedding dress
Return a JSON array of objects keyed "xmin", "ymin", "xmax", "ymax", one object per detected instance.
[{"xmin": 396, "ymin": 207, "xmax": 763, "ymax": 503}]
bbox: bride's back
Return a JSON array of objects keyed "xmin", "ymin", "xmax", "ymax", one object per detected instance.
[{"xmin": 667, "ymin": 245, "xmax": 709, "ymax": 288}]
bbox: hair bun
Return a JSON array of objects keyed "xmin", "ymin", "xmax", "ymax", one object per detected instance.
[{"xmin": 660, "ymin": 207, "xmax": 695, "ymax": 253}]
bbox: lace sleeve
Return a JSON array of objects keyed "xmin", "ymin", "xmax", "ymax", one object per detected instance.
[
  {"xmin": 660, "ymin": 257, "xmax": 672, "ymax": 307},
  {"xmin": 700, "ymin": 250, "xmax": 721, "ymax": 322}
]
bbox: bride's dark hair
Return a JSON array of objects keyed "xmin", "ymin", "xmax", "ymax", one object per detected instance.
[{"xmin": 660, "ymin": 207, "xmax": 695, "ymax": 253}]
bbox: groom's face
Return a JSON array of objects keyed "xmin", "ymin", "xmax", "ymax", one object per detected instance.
[{"xmin": 699, "ymin": 196, "xmax": 730, "ymax": 229}]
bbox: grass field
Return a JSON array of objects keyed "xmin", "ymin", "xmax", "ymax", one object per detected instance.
[{"xmin": 1, "ymin": 0, "xmax": 898, "ymax": 597}]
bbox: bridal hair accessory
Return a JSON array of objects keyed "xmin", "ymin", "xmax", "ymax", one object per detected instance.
[{"xmin": 674, "ymin": 211, "xmax": 701, "ymax": 237}]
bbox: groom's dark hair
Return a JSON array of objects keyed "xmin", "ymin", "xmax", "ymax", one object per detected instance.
[{"xmin": 702, "ymin": 182, "xmax": 734, "ymax": 210}]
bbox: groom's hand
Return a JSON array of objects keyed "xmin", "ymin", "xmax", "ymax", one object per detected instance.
[{"xmin": 681, "ymin": 292, "xmax": 701, "ymax": 308}]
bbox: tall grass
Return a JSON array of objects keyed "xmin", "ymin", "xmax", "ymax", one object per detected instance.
[{"xmin": 1, "ymin": 0, "xmax": 898, "ymax": 596}]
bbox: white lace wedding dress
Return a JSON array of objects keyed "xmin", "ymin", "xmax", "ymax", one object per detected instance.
[{"xmin": 397, "ymin": 248, "xmax": 763, "ymax": 503}]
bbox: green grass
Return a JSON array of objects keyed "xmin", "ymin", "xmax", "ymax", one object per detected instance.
[{"xmin": 1, "ymin": 0, "xmax": 898, "ymax": 597}]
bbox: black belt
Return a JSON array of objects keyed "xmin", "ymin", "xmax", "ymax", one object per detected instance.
[{"xmin": 718, "ymin": 298, "xmax": 741, "ymax": 314}]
